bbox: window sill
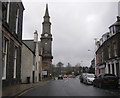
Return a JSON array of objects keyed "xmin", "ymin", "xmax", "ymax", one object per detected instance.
[{"xmin": 2, "ymin": 77, "xmax": 6, "ymax": 80}]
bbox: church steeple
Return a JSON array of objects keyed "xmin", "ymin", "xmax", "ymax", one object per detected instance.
[
  {"xmin": 44, "ymin": 4, "xmax": 50, "ymax": 22},
  {"xmin": 44, "ymin": 4, "xmax": 49, "ymax": 17},
  {"xmin": 42, "ymin": 3, "xmax": 51, "ymax": 35},
  {"xmin": 40, "ymin": 4, "xmax": 53, "ymax": 77}
]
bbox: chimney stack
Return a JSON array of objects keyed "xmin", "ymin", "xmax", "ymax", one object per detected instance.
[
  {"xmin": 117, "ymin": 16, "xmax": 120, "ymax": 22},
  {"xmin": 34, "ymin": 30, "xmax": 38, "ymax": 42}
]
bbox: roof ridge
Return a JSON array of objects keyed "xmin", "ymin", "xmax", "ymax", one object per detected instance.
[{"xmin": 22, "ymin": 39, "xmax": 34, "ymax": 41}]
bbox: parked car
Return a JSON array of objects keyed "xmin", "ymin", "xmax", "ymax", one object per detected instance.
[
  {"xmin": 68, "ymin": 75, "xmax": 73, "ymax": 78},
  {"xmin": 84, "ymin": 74, "xmax": 95, "ymax": 84},
  {"xmin": 58, "ymin": 75, "xmax": 63, "ymax": 80},
  {"xmin": 63, "ymin": 75, "xmax": 67, "ymax": 78},
  {"xmin": 79, "ymin": 73, "xmax": 86, "ymax": 83},
  {"xmin": 93, "ymin": 73, "xmax": 119, "ymax": 88}
]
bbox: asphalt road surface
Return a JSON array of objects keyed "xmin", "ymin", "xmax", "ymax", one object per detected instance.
[{"xmin": 21, "ymin": 78, "xmax": 120, "ymax": 96}]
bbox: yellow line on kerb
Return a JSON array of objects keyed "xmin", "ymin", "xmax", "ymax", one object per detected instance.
[{"xmin": 15, "ymin": 87, "xmax": 33, "ymax": 97}]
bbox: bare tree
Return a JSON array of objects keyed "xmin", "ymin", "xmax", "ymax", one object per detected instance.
[{"xmin": 56, "ymin": 62, "xmax": 64, "ymax": 75}]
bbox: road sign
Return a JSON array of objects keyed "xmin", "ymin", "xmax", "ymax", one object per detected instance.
[{"xmin": 42, "ymin": 71, "xmax": 47, "ymax": 75}]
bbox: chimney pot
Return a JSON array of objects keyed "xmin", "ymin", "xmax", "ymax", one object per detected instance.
[{"xmin": 117, "ymin": 16, "xmax": 120, "ymax": 22}]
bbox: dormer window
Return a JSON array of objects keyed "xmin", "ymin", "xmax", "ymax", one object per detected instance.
[
  {"xmin": 113, "ymin": 26, "xmax": 116, "ymax": 34},
  {"xmin": 107, "ymin": 33, "xmax": 110, "ymax": 39},
  {"xmin": 109, "ymin": 28, "xmax": 112, "ymax": 36},
  {"xmin": 111, "ymin": 27, "xmax": 114, "ymax": 35}
]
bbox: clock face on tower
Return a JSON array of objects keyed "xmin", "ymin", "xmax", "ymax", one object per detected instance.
[{"xmin": 44, "ymin": 33, "xmax": 48, "ymax": 37}]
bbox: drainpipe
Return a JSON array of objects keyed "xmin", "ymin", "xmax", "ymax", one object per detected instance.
[{"xmin": 0, "ymin": 1, "xmax": 2, "ymax": 97}]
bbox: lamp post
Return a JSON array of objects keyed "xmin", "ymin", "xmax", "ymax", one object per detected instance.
[
  {"xmin": 88, "ymin": 49, "xmax": 95, "ymax": 74},
  {"xmin": 40, "ymin": 47, "xmax": 43, "ymax": 81},
  {"xmin": 88, "ymin": 38, "xmax": 98, "ymax": 75}
]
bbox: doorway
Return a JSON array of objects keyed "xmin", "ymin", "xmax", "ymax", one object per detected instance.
[{"xmin": 33, "ymin": 71, "xmax": 35, "ymax": 83}]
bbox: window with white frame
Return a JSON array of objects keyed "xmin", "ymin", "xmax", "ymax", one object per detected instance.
[
  {"xmin": 114, "ymin": 43, "xmax": 117, "ymax": 57},
  {"xmin": 110, "ymin": 28, "xmax": 112, "ymax": 35},
  {"xmin": 13, "ymin": 47, "xmax": 17, "ymax": 78},
  {"xmin": 2, "ymin": 38, "xmax": 8, "ymax": 80},
  {"xmin": 15, "ymin": 8, "xmax": 19, "ymax": 34},
  {"xmin": 6, "ymin": 0, "xmax": 10, "ymax": 23},
  {"xmin": 113, "ymin": 26, "xmax": 116, "ymax": 34},
  {"xmin": 110, "ymin": 27, "xmax": 114, "ymax": 36}
]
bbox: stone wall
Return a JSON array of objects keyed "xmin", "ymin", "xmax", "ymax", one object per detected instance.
[
  {"xmin": 21, "ymin": 43, "xmax": 34, "ymax": 83},
  {"xmin": 2, "ymin": 2, "xmax": 24, "ymax": 87}
]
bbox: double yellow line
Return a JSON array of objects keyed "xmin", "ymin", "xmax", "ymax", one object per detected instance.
[{"xmin": 15, "ymin": 87, "xmax": 34, "ymax": 97}]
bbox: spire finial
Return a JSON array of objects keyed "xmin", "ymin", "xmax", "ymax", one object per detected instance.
[
  {"xmin": 34, "ymin": 30, "xmax": 37, "ymax": 34},
  {"xmin": 45, "ymin": 3, "xmax": 49, "ymax": 17}
]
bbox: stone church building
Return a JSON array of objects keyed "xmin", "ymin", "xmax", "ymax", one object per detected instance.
[
  {"xmin": 40, "ymin": 4, "xmax": 53, "ymax": 77},
  {"xmin": 21, "ymin": 4, "xmax": 53, "ymax": 82}
]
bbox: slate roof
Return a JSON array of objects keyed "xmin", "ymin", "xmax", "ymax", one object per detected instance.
[
  {"xmin": 23, "ymin": 40, "xmax": 34, "ymax": 52},
  {"xmin": 23, "ymin": 40, "xmax": 41, "ymax": 55}
]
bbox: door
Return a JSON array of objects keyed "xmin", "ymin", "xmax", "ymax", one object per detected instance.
[
  {"xmin": 116, "ymin": 63, "xmax": 119, "ymax": 77},
  {"xmin": 33, "ymin": 71, "xmax": 35, "ymax": 83}
]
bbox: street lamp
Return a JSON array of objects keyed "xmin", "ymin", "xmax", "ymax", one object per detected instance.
[{"xmin": 87, "ymin": 38, "xmax": 98, "ymax": 75}]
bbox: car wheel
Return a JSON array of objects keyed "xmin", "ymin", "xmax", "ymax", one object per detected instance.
[
  {"xmin": 93, "ymin": 81, "xmax": 96, "ymax": 87},
  {"xmin": 82, "ymin": 79, "xmax": 83, "ymax": 83},
  {"xmin": 93, "ymin": 82, "xmax": 96, "ymax": 87},
  {"xmin": 83, "ymin": 80, "xmax": 85, "ymax": 84},
  {"xmin": 86, "ymin": 82, "xmax": 88, "ymax": 85},
  {"xmin": 80, "ymin": 79, "xmax": 83, "ymax": 83},
  {"xmin": 83, "ymin": 81, "xmax": 85, "ymax": 84}
]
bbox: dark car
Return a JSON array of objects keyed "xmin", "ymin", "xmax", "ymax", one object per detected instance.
[
  {"xmin": 93, "ymin": 73, "xmax": 119, "ymax": 88},
  {"xmin": 58, "ymin": 75, "xmax": 63, "ymax": 80}
]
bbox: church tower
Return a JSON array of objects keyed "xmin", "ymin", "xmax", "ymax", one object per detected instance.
[{"xmin": 40, "ymin": 4, "xmax": 53, "ymax": 77}]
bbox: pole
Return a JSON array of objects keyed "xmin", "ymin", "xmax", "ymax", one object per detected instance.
[
  {"xmin": 94, "ymin": 38, "xmax": 97, "ymax": 76},
  {"xmin": 0, "ymin": 1, "xmax": 2, "ymax": 97}
]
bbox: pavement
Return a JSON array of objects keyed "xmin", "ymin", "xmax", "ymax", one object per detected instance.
[{"xmin": 2, "ymin": 79, "xmax": 52, "ymax": 97}]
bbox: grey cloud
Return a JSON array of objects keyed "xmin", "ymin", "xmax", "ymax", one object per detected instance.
[{"xmin": 22, "ymin": 1, "xmax": 118, "ymax": 66}]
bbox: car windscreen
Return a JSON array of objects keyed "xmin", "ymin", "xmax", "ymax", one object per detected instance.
[
  {"xmin": 87, "ymin": 74, "xmax": 95, "ymax": 78},
  {"xmin": 104, "ymin": 74, "xmax": 115, "ymax": 77}
]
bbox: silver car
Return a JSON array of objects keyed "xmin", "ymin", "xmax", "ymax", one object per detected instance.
[
  {"xmin": 84, "ymin": 74, "xmax": 95, "ymax": 84},
  {"xmin": 80, "ymin": 73, "xmax": 87, "ymax": 83}
]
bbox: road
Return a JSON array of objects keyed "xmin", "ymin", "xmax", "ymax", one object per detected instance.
[{"xmin": 21, "ymin": 77, "xmax": 120, "ymax": 96}]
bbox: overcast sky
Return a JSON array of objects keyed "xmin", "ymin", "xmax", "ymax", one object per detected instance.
[{"xmin": 22, "ymin": 0, "xmax": 119, "ymax": 67}]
